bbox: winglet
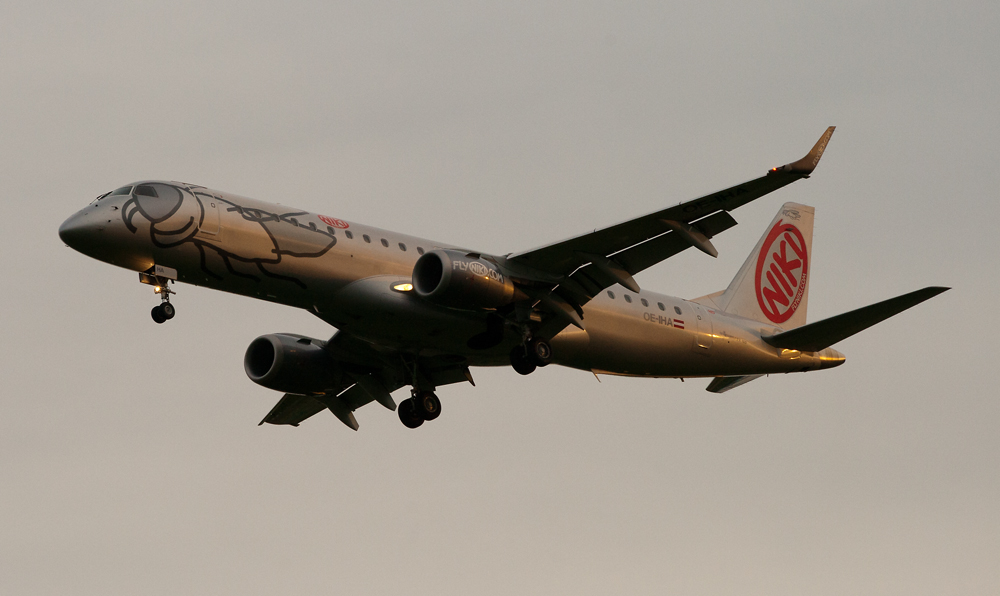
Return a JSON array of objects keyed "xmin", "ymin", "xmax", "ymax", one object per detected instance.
[{"xmin": 768, "ymin": 126, "xmax": 836, "ymax": 176}]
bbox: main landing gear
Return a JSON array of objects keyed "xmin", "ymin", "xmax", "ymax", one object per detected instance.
[
  {"xmin": 509, "ymin": 337, "xmax": 552, "ymax": 375},
  {"xmin": 397, "ymin": 390, "xmax": 442, "ymax": 429}
]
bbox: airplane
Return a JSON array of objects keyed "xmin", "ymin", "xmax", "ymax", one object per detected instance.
[{"xmin": 58, "ymin": 127, "xmax": 948, "ymax": 430}]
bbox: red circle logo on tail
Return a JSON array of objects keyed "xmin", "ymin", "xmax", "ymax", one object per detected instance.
[
  {"xmin": 318, "ymin": 215, "xmax": 349, "ymax": 229},
  {"xmin": 754, "ymin": 219, "xmax": 808, "ymax": 324}
]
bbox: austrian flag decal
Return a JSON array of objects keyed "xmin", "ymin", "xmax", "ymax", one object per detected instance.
[{"xmin": 754, "ymin": 219, "xmax": 808, "ymax": 324}]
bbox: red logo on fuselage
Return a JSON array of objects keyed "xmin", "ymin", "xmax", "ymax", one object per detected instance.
[
  {"xmin": 754, "ymin": 219, "xmax": 808, "ymax": 324},
  {"xmin": 318, "ymin": 214, "xmax": 349, "ymax": 229}
]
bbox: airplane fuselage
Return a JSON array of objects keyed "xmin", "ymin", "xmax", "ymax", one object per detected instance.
[{"xmin": 60, "ymin": 181, "xmax": 844, "ymax": 379}]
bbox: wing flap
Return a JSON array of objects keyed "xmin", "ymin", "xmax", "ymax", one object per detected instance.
[
  {"xmin": 258, "ymin": 393, "xmax": 328, "ymax": 426},
  {"xmin": 706, "ymin": 374, "xmax": 764, "ymax": 393}
]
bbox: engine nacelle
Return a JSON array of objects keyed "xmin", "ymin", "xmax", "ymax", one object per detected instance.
[
  {"xmin": 244, "ymin": 333, "xmax": 343, "ymax": 395},
  {"xmin": 412, "ymin": 249, "xmax": 515, "ymax": 309}
]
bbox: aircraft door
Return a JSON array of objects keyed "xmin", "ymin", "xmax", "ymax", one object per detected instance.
[
  {"xmin": 197, "ymin": 193, "xmax": 221, "ymax": 236},
  {"xmin": 691, "ymin": 304, "xmax": 714, "ymax": 353}
]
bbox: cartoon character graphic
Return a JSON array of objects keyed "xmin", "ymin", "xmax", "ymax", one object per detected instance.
[{"xmin": 122, "ymin": 182, "xmax": 339, "ymax": 289}]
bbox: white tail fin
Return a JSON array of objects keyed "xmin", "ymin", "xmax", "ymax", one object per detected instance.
[{"xmin": 702, "ymin": 202, "xmax": 814, "ymax": 329}]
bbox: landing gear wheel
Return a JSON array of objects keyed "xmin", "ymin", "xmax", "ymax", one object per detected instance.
[
  {"xmin": 510, "ymin": 346, "xmax": 536, "ymax": 375},
  {"xmin": 528, "ymin": 338, "xmax": 552, "ymax": 367},
  {"xmin": 417, "ymin": 391, "xmax": 441, "ymax": 421},
  {"xmin": 161, "ymin": 302, "xmax": 175, "ymax": 320},
  {"xmin": 151, "ymin": 305, "xmax": 167, "ymax": 324},
  {"xmin": 398, "ymin": 398, "xmax": 424, "ymax": 429}
]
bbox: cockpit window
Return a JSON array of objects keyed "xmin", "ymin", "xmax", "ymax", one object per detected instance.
[
  {"xmin": 110, "ymin": 186, "xmax": 133, "ymax": 196},
  {"xmin": 135, "ymin": 185, "xmax": 158, "ymax": 198}
]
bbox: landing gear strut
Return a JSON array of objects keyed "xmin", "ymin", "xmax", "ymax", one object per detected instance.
[{"xmin": 398, "ymin": 390, "xmax": 442, "ymax": 429}]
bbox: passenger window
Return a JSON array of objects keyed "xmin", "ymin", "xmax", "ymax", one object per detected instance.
[
  {"xmin": 674, "ymin": 306, "xmax": 682, "ymax": 315},
  {"xmin": 308, "ymin": 221, "xmax": 317, "ymax": 231},
  {"xmin": 327, "ymin": 226, "xmax": 337, "ymax": 234},
  {"xmin": 417, "ymin": 247, "xmax": 425, "ymax": 255},
  {"xmin": 641, "ymin": 298, "xmax": 649, "ymax": 307},
  {"xmin": 345, "ymin": 231, "xmax": 353, "ymax": 239},
  {"xmin": 607, "ymin": 291, "xmax": 615, "ymax": 299},
  {"xmin": 624, "ymin": 295, "xmax": 632, "ymax": 303},
  {"xmin": 134, "ymin": 185, "xmax": 158, "ymax": 197},
  {"xmin": 363, "ymin": 234, "xmax": 371, "ymax": 243},
  {"xmin": 398, "ymin": 242, "xmax": 406, "ymax": 251},
  {"xmin": 381, "ymin": 238, "xmax": 389, "ymax": 247},
  {"xmin": 658, "ymin": 302, "xmax": 665, "ymax": 311},
  {"xmin": 110, "ymin": 186, "xmax": 133, "ymax": 196}
]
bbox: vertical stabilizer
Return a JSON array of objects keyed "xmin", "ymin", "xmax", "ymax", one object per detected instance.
[{"xmin": 712, "ymin": 202, "xmax": 815, "ymax": 329}]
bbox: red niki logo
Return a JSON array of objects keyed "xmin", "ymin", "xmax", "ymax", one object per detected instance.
[
  {"xmin": 754, "ymin": 219, "xmax": 808, "ymax": 324},
  {"xmin": 318, "ymin": 214, "xmax": 349, "ymax": 229}
]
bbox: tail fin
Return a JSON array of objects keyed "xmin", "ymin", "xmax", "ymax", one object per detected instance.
[{"xmin": 703, "ymin": 203, "xmax": 815, "ymax": 329}]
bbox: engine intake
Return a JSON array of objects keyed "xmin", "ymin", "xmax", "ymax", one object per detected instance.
[
  {"xmin": 244, "ymin": 333, "xmax": 343, "ymax": 395},
  {"xmin": 412, "ymin": 249, "xmax": 515, "ymax": 309}
]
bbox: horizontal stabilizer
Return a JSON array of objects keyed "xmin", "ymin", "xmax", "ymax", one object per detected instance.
[
  {"xmin": 706, "ymin": 374, "xmax": 764, "ymax": 393},
  {"xmin": 763, "ymin": 286, "xmax": 949, "ymax": 352}
]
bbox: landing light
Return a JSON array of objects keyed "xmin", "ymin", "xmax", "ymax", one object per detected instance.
[
  {"xmin": 393, "ymin": 283, "xmax": 414, "ymax": 292},
  {"xmin": 154, "ymin": 286, "xmax": 162, "ymax": 293}
]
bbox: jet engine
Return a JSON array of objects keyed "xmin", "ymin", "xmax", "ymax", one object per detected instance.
[
  {"xmin": 412, "ymin": 249, "xmax": 516, "ymax": 309},
  {"xmin": 244, "ymin": 333, "xmax": 344, "ymax": 395}
]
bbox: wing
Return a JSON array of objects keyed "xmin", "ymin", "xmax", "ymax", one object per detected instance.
[
  {"xmin": 503, "ymin": 127, "xmax": 835, "ymax": 331},
  {"xmin": 258, "ymin": 331, "xmax": 475, "ymax": 430}
]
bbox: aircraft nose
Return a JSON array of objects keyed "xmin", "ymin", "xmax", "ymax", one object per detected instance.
[
  {"xmin": 818, "ymin": 347, "xmax": 846, "ymax": 369},
  {"xmin": 58, "ymin": 209, "xmax": 104, "ymax": 252}
]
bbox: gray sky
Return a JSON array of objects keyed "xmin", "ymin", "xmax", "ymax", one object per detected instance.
[{"xmin": 2, "ymin": 1, "xmax": 998, "ymax": 594}]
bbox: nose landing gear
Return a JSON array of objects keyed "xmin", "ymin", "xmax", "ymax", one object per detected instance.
[
  {"xmin": 139, "ymin": 265, "xmax": 178, "ymax": 324},
  {"xmin": 150, "ymin": 299, "xmax": 175, "ymax": 324}
]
